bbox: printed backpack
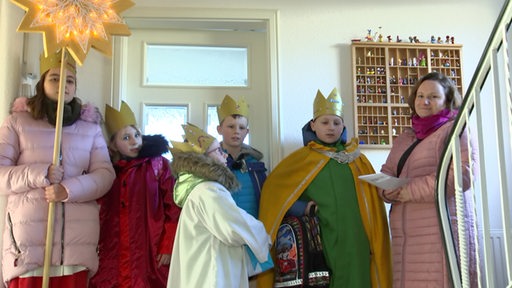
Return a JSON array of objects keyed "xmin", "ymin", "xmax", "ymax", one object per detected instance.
[{"xmin": 274, "ymin": 209, "xmax": 330, "ymax": 287}]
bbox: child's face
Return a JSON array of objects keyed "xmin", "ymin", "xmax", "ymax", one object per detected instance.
[
  {"xmin": 310, "ymin": 115, "xmax": 344, "ymax": 144},
  {"xmin": 112, "ymin": 126, "xmax": 143, "ymax": 158},
  {"xmin": 216, "ymin": 115, "xmax": 248, "ymax": 148},
  {"xmin": 44, "ymin": 67, "xmax": 76, "ymax": 103},
  {"xmin": 206, "ymin": 140, "xmax": 228, "ymax": 165}
]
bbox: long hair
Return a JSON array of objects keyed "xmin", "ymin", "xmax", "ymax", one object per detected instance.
[
  {"xmin": 407, "ymin": 71, "xmax": 462, "ymax": 117},
  {"xmin": 26, "ymin": 69, "xmax": 79, "ymax": 120}
]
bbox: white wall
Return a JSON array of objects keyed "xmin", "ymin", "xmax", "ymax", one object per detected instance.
[
  {"xmin": 99, "ymin": 0, "xmax": 507, "ymax": 169},
  {"xmin": 6, "ymin": 0, "xmax": 506, "ymax": 170},
  {"xmin": 0, "ymin": 0, "xmax": 506, "ymax": 286}
]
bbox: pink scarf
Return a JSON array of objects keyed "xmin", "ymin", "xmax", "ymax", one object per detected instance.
[{"xmin": 412, "ymin": 108, "xmax": 457, "ymax": 140}]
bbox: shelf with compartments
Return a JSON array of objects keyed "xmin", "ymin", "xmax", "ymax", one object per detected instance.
[{"xmin": 351, "ymin": 42, "xmax": 463, "ymax": 148}]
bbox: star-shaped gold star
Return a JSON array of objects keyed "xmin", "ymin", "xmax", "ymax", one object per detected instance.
[{"xmin": 11, "ymin": 0, "xmax": 134, "ymax": 65}]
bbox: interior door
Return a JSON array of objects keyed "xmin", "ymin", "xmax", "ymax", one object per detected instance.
[{"xmin": 124, "ymin": 27, "xmax": 271, "ymax": 164}]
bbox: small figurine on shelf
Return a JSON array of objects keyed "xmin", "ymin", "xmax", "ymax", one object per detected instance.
[
  {"xmin": 400, "ymin": 95, "xmax": 405, "ymax": 103},
  {"xmin": 431, "ymin": 35, "xmax": 436, "ymax": 44},
  {"xmin": 380, "ymin": 139, "xmax": 386, "ymax": 145},
  {"xmin": 365, "ymin": 29, "xmax": 374, "ymax": 42},
  {"xmin": 390, "ymin": 57, "xmax": 394, "ymax": 66},
  {"xmin": 378, "ymin": 34, "xmax": 383, "ymax": 42},
  {"xmin": 396, "ymin": 35, "xmax": 402, "ymax": 43},
  {"xmin": 413, "ymin": 36, "xmax": 420, "ymax": 43},
  {"xmin": 446, "ymin": 35, "xmax": 450, "ymax": 43},
  {"xmin": 419, "ymin": 53, "xmax": 427, "ymax": 67},
  {"xmin": 451, "ymin": 36, "xmax": 455, "ymax": 44},
  {"xmin": 392, "ymin": 128, "xmax": 397, "ymax": 136},
  {"xmin": 387, "ymin": 35, "xmax": 392, "ymax": 42},
  {"xmin": 408, "ymin": 36, "xmax": 414, "ymax": 43},
  {"xmin": 437, "ymin": 36, "xmax": 443, "ymax": 44}
]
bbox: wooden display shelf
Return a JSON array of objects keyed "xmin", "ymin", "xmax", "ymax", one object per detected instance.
[{"xmin": 351, "ymin": 42, "xmax": 463, "ymax": 148}]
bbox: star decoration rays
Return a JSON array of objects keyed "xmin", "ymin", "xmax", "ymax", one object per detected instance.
[{"xmin": 11, "ymin": 0, "xmax": 135, "ymax": 65}]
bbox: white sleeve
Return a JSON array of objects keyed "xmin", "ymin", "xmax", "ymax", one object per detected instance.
[{"xmin": 190, "ymin": 182, "xmax": 271, "ymax": 261}]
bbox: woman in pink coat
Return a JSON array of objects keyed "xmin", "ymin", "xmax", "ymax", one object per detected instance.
[
  {"xmin": 379, "ymin": 72, "xmax": 478, "ymax": 287},
  {"xmin": 0, "ymin": 50, "xmax": 115, "ymax": 288}
]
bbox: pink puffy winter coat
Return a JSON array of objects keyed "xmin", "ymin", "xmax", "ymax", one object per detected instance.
[
  {"xmin": 380, "ymin": 121, "xmax": 478, "ymax": 288},
  {"xmin": 0, "ymin": 103, "xmax": 115, "ymax": 285}
]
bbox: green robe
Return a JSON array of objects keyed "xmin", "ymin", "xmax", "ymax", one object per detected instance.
[
  {"xmin": 256, "ymin": 138, "xmax": 392, "ymax": 288},
  {"xmin": 301, "ymin": 142, "xmax": 370, "ymax": 287}
]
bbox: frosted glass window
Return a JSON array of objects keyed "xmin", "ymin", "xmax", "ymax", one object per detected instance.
[
  {"xmin": 143, "ymin": 105, "xmax": 188, "ymax": 159},
  {"xmin": 145, "ymin": 44, "xmax": 248, "ymax": 87}
]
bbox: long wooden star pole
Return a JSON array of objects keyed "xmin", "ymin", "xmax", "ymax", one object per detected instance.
[
  {"xmin": 8, "ymin": 0, "xmax": 134, "ymax": 285},
  {"xmin": 42, "ymin": 47, "xmax": 69, "ymax": 288}
]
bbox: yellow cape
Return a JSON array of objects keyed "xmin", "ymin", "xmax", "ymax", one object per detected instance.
[{"xmin": 256, "ymin": 139, "xmax": 392, "ymax": 288}]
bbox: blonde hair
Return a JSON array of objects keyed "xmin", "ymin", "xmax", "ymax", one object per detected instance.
[{"xmin": 108, "ymin": 124, "xmax": 142, "ymax": 163}]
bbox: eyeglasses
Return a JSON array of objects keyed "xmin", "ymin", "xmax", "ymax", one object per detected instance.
[{"xmin": 206, "ymin": 146, "xmax": 223, "ymax": 155}]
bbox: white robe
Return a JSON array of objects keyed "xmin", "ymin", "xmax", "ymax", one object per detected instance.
[{"xmin": 167, "ymin": 181, "xmax": 270, "ymax": 288}]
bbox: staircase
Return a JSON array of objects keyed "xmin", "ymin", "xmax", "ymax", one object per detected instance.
[{"xmin": 437, "ymin": 0, "xmax": 512, "ymax": 287}]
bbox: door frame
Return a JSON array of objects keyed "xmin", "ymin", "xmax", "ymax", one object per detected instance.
[{"xmin": 112, "ymin": 7, "xmax": 281, "ymax": 169}]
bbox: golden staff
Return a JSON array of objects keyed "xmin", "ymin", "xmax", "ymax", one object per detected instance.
[{"xmin": 9, "ymin": 1, "xmax": 134, "ymax": 287}]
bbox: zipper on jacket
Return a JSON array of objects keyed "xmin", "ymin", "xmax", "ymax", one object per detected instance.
[
  {"xmin": 7, "ymin": 212, "xmax": 22, "ymax": 266},
  {"xmin": 60, "ymin": 202, "xmax": 65, "ymax": 265}
]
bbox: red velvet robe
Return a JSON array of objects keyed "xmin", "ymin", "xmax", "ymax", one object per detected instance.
[{"xmin": 90, "ymin": 156, "xmax": 180, "ymax": 288}]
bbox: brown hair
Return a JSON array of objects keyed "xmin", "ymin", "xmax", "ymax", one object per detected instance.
[
  {"xmin": 27, "ymin": 70, "xmax": 79, "ymax": 119},
  {"xmin": 407, "ymin": 71, "xmax": 462, "ymax": 117},
  {"xmin": 219, "ymin": 114, "xmax": 249, "ymax": 126}
]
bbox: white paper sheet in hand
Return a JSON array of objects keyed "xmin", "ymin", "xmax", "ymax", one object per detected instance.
[{"xmin": 358, "ymin": 173, "xmax": 409, "ymax": 190}]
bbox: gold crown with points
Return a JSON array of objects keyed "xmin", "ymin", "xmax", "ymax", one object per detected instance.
[
  {"xmin": 313, "ymin": 88, "xmax": 343, "ymax": 119},
  {"xmin": 105, "ymin": 101, "xmax": 137, "ymax": 138},
  {"xmin": 170, "ymin": 123, "xmax": 216, "ymax": 155},
  {"xmin": 217, "ymin": 95, "xmax": 249, "ymax": 123},
  {"xmin": 40, "ymin": 49, "xmax": 77, "ymax": 75}
]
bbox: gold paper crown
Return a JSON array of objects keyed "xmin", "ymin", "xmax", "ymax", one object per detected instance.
[
  {"xmin": 217, "ymin": 95, "xmax": 249, "ymax": 123},
  {"xmin": 170, "ymin": 123, "xmax": 216, "ymax": 155},
  {"xmin": 105, "ymin": 101, "xmax": 137, "ymax": 138},
  {"xmin": 40, "ymin": 49, "xmax": 77, "ymax": 75},
  {"xmin": 313, "ymin": 88, "xmax": 343, "ymax": 119}
]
